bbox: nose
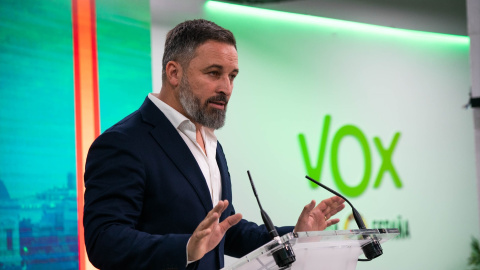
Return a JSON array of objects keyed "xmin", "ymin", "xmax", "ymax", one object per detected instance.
[{"xmin": 216, "ymin": 74, "xmax": 233, "ymax": 96}]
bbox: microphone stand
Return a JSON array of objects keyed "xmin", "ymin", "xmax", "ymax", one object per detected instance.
[
  {"xmin": 247, "ymin": 171, "xmax": 296, "ymax": 268},
  {"xmin": 306, "ymin": 175, "xmax": 383, "ymax": 261}
]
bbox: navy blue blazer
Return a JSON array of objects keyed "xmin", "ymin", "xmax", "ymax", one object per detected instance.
[{"xmin": 84, "ymin": 97, "xmax": 293, "ymax": 270}]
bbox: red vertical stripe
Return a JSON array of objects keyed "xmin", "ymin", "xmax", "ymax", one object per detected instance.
[
  {"xmin": 73, "ymin": 0, "xmax": 100, "ymax": 269},
  {"xmin": 72, "ymin": 1, "xmax": 84, "ymax": 269}
]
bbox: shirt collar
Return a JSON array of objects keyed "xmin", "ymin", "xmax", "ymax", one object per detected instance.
[
  {"xmin": 148, "ymin": 93, "xmax": 217, "ymax": 144},
  {"xmin": 148, "ymin": 93, "xmax": 189, "ymax": 129}
]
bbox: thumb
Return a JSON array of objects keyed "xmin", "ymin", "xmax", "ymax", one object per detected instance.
[{"xmin": 219, "ymin": 213, "xmax": 242, "ymax": 232}]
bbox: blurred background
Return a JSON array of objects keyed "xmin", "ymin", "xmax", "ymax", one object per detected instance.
[{"xmin": 0, "ymin": 0, "xmax": 478, "ymax": 269}]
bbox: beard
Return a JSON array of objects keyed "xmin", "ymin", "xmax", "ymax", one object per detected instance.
[{"xmin": 178, "ymin": 75, "xmax": 228, "ymax": 130}]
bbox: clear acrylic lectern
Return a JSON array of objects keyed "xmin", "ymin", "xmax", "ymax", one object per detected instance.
[{"xmin": 222, "ymin": 228, "xmax": 399, "ymax": 270}]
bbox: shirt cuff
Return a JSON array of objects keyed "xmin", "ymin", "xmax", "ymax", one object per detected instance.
[{"xmin": 186, "ymin": 237, "xmax": 195, "ymax": 266}]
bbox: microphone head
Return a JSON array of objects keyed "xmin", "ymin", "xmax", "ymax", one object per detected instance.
[
  {"xmin": 272, "ymin": 241, "xmax": 296, "ymax": 269},
  {"xmin": 362, "ymin": 238, "xmax": 383, "ymax": 260}
]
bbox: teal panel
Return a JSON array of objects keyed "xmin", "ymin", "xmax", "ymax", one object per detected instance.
[
  {"xmin": 0, "ymin": 0, "xmax": 77, "ymax": 269},
  {"xmin": 96, "ymin": 0, "xmax": 153, "ymax": 131}
]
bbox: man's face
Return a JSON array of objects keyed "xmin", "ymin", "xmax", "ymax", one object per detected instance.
[{"xmin": 178, "ymin": 40, "xmax": 238, "ymax": 129}]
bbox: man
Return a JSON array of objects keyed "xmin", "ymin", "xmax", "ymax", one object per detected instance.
[{"xmin": 84, "ymin": 19, "xmax": 345, "ymax": 270}]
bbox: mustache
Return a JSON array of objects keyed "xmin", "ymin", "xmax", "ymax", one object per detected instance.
[{"xmin": 205, "ymin": 94, "xmax": 228, "ymax": 105}]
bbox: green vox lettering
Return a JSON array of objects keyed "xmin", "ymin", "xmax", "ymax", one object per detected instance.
[
  {"xmin": 298, "ymin": 114, "xmax": 402, "ymax": 197},
  {"xmin": 373, "ymin": 133, "xmax": 402, "ymax": 188},
  {"xmin": 330, "ymin": 125, "xmax": 371, "ymax": 197},
  {"xmin": 298, "ymin": 115, "xmax": 331, "ymax": 188}
]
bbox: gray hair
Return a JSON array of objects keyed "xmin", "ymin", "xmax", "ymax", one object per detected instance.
[{"xmin": 162, "ymin": 19, "xmax": 236, "ymax": 82}]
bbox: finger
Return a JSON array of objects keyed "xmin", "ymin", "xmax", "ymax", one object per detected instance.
[
  {"xmin": 335, "ymin": 196, "xmax": 346, "ymax": 204},
  {"xmin": 313, "ymin": 200, "xmax": 328, "ymax": 220},
  {"xmin": 327, "ymin": 201, "xmax": 346, "ymax": 218},
  {"xmin": 333, "ymin": 203, "xmax": 346, "ymax": 215},
  {"xmin": 196, "ymin": 211, "xmax": 220, "ymax": 232},
  {"xmin": 320, "ymin": 196, "xmax": 344, "ymax": 218},
  {"xmin": 192, "ymin": 228, "xmax": 212, "ymax": 240},
  {"xmin": 196, "ymin": 200, "xmax": 233, "ymax": 231},
  {"xmin": 208, "ymin": 200, "xmax": 229, "ymax": 219},
  {"xmin": 205, "ymin": 201, "xmax": 228, "ymax": 220},
  {"xmin": 218, "ymin": 213, "xmax": 242, "ymax": 232},
  {"xmin": 211, "ymin": 200, "xmax": 226, "ymax": 215},
  {"xmin": 300, "ymin": 200, "xmax": 315, "ymax": 217},
  {"xmin": 299, "ymin": 200, "xmax": 316, "ymax": 224},
  {"xmin": 326, "ymin": 218, "xmax": 340, "ymax": 227},
  {"xmin": 294, "ymin": 201, "xmax": 315, "ymax": 232},
  {"xmin": 322, "ymin": 204, "xmax": 332, "ymax": 219},
  {"xmin": 327, "ymin": 195, "xmax": 344, "ymax": 206},
  {"xmin": 220, "ymin": 200, "xmax": 230, "ymax": 213},
  {"xmin": 316, "ymin": 199, "xmax": 328, "ymax": 211},
  {"xmin": 331, "ymin": 197, "xmax": 345, "ymax": 212},
  {"xmin": 325, "ymin": 196, "xmax": 340, "ymax": 207}
]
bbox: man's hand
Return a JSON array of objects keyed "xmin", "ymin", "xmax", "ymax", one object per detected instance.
[
  {"xmin": 294, "ymin": 196, "xmax": 346, "ymax": 232},
  {"xmin": 187, "ymin": 200, "xmax": 242, "ymax": 262}
]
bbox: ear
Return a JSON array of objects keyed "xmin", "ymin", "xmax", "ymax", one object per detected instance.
[{"xmin": 165, "ymin": 61, "xmax": 182, "ymax": 87}]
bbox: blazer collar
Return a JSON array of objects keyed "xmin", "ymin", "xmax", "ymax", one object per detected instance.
[{"xmin": 139, "ymin": 97, "xmax": 214, "ymax": 213}]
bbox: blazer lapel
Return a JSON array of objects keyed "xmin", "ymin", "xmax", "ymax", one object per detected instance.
[
  {"xmin": 139, "ymin": 98, "xmax": 213, "ymax": 213},
  {"xmin": 216, "ymin": 142, "xmax": 232, "ymax": 221}
]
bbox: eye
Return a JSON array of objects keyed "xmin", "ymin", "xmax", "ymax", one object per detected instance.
[
  {"xmin": 229, "ymin": 74, "xmax": 237, "ymax": 81},
  {"xmin": 208, "ymin": 71, "xmax": 220, "ymax": 77}
]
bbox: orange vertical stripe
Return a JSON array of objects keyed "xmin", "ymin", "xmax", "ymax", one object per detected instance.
[{"xmin": 73, "ymin": 0, "xmax": 100, "ymax": 269}]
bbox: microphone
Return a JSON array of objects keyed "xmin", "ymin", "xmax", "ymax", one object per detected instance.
[
  {"xmin": 247, "ymin": 171, "xmax": 295, "ymax": 268},
  {"xmin": 305, "ymin": 175, "xmax": 383, "ymax": 261}
]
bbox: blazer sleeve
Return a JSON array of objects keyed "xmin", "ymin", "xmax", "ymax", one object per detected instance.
[{"xmin": 83, "ymin": 130, "xmax": 193, "ymax": 270}]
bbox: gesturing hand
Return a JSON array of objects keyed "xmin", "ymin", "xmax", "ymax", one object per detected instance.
[
  {"xmin": 294, "ymin": 196, "xmax": 345, "ymax": 232},
  {"xmin": 187, "ymin": 200, "xmax": 242, "ymax": 262}
]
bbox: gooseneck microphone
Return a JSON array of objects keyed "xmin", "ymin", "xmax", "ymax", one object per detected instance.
[
  {"xmin": 247, "ymin": 171, "xmax": 295, "ymax": 268},
  {"xmin": 305, "ymin": 175, "xmax": 383, "ymax": 261}
]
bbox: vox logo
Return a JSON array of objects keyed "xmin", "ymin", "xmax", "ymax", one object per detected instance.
[{"xmin": 298, "ymin": 115, "xmax": 402, "ymax": 197}]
